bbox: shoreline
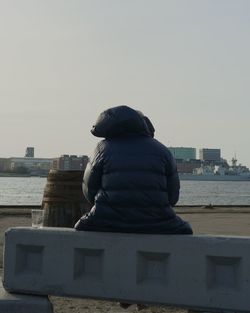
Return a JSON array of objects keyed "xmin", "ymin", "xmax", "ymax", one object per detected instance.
[
  {"xmin": 1, "ymin": 173, "xmax": 250, "ymax": 181},
  {"xmin": 1, "ymin": 205, "xmax": 250, "ymax": 217},
  {"xmin": 0, "ymin": 174, "xmax": 47, "ymax": 178}
]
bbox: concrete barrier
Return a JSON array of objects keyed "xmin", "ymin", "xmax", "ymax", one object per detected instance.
[
  {"xmin": 0, "ymin": 278, "xmax": 53, "ymax": 313},
  {"xmin": 3, "ymin": 227, "xmax": 250, "ymax": 312}
]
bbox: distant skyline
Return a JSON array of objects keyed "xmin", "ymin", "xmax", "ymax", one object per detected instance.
[
  {"xmin": 0, "ymin": 145, "xmax": 244, "ymax": 168},
  {"xmin": 0, "ymin": 0, "xmax": 249, "ymax": 167}
]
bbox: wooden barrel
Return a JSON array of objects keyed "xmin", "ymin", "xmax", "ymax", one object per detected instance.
[{"xmin": 42, "ymin": 170, "xmax": 92, "ymax": 227}]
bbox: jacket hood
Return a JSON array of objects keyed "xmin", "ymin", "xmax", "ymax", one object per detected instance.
[{"xmin": 91, "ymin": 105, "xmax": 155, "ymax": 138}]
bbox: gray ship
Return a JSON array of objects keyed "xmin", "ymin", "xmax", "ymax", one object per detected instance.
[{"xmin": 179, "ymin": 157, "xmax": 250, "ymax": 181}]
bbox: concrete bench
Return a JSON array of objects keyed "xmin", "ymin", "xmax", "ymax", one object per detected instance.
[
  {"xmin": 3, "ymin": 227, "xmax": 250, "ymax": 312},
  {"xmin": 0, "ymin": 278, "xmax": 53, "ymax": 313}
]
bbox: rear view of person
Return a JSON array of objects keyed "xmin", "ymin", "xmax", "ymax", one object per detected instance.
[{"xmin": 75, "ymin": 105, "xmax": 192, "ymax": 235}]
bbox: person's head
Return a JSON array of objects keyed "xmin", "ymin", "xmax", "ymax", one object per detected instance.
[{"xmin": 91, "ymin": 105, "xmax": 155, "ymax": 139}]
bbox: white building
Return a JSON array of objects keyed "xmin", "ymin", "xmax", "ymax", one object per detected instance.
[{"xmin": 9, "ymin": 157, "xmax": 53, "ymax": 173}]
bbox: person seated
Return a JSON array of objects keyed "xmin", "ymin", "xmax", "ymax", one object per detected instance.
[
  {"xmin": 75, "ymin": 105, "xmax": 192, "ymax": 310},
  {"xmin": 75, "ymin": 105, "xmax": 192, "ymax": 235}
]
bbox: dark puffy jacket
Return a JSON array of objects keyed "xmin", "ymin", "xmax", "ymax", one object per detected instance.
[{"xmin": 75, "ymin": 105, "xmax": 192, "ymax": 234}]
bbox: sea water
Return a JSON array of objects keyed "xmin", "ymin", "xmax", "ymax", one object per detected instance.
[{"xmin": 0, "ymin": 177, "xmax": 250, "ymax": 206}]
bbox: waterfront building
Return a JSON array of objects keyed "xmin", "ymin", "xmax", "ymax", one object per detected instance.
[
  {"xmin": 169, "ymin": 147, "xmax": 196, "ymax": 161},
  {"xmin": 25, "ymin": 147, "xmax": 34, "ymax": 158},
  {"xmin": 52, "ymin": 155, "xmax": 89, "ymax": 171},
  {"xmin": 176, "ymin": 159, "xmax": 201, "ymax": 173},
  {"xmin": 8, "ymin": 157, "xmax": 53, "ymax": 175},
  {"xmin": 199, "ymin": 148, "xmax": 221, "ymax": 162},
  {"xmin": 0, "ymin": 158, "xmax": 9, "ymax": 172}
]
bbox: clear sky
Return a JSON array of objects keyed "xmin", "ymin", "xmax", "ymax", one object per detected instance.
[{"xmin": 0, "ymin": 0, "xmax": 249, "ymax": 167}]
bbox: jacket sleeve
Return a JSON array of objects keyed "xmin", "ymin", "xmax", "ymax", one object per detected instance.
[
  {"xmin": 165, "ymin": 150, "xmax": 180, "ymax": 206},
  {"xmin": 82, "ymin": 143, "xmax": 104, "ymax": 205}
]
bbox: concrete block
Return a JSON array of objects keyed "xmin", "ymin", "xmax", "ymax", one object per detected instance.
[
  {"xmin": 0, "ymin": 277, "xmax": 53, "ymax": 313},
  {"xmin": 3, "ymin": 227, "xmax": 250, "ymax": 312}
]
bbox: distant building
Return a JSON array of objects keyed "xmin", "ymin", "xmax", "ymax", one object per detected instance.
[
  {"xmin": 8, "ymin": 157, "xmax": 53, "ymax": 175},
  {"xmin": 176, "ymin": 159, "xmax": 202, "ymax": 174},
  {"xmin": 169, "ymin": 147, "xmax": 196, "ymax": 161},
  {"xmin": 0, "ymin": 158, "xmax": 9, "ymax": 172},
  {"xmin": 52, "ymin": 155, "xmax": 89, "ymax": 171},
  {"xmin": 25, "ymin": 147, "xmax": 34, "ymax": 158},
  {"xmin": 199, "ymin": 148, "xmax": 221, "ymax": 162}
]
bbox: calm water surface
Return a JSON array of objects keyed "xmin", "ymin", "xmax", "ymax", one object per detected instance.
[
  {"xmin": 0, "ymin": 177, "xmax": 46, "ymax": 206},
  {"xmin": 0, "ymin": 177, "xmax": 250, "ymax": 206},
  {"xmin": 179, "ymin": 180, "xmax": 250, "ymax": 205}
]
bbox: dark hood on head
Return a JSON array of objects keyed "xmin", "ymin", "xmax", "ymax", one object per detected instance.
[{"xmin": 91, "ymin": 105, "xmax": 155, "ymax": 139}]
